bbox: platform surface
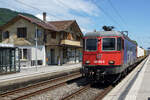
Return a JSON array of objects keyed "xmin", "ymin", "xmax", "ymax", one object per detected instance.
[
  {"xmin": 103, "ymin": 56, "xmax": 150, "ymax": 100},
  {"xmin": 0, "ymin": 63, "xmax": 81, "ymax": 88}
]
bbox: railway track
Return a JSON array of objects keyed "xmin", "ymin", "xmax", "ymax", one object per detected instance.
[
  {"xmin": 0, "ymin": 72, "xmax": 81, "ymax": 100},
  {"xmin": 60, "ymin": 83, "xmax": 113, "ymax": 100},
  {"xmin": 60, "ymin": 58, "xmax": 147, "ymax": 100},
  {"xmin": 94, "ymin": 86, "xmax": 113, "ymax": 100},
  {"xmin": 0, "ymin": 58, "xmax": 146, "ymax": 100},
  {"xmin": 62, "ymin": 84, "xmax": 91, "ymax": 100}
]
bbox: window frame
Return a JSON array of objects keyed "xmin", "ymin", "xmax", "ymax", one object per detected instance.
[
  {"xmin": 17, "ymin": 27, "xmax": 27, "ymax": 38},
  {"xmin": 117, "ymin": 37, "xmax": 122, "ymax": 51},
  {"xmin": 102, "ymin": 37, "xmax": 117, "ymax": 51},
  {"xmin": 85, "ymin": 38, "xmax": 98, "ymax": 52},
  {"xmin": 19, "ymin": 48, "xmax": 28, "ymax": 60},
  {"xmin": 3, "ymin": 31, "xmax": 9, "ymax": 39}
]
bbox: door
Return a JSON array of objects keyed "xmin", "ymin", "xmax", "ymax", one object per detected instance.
[{"xmin": 51, "ymin": 49, "xmax": 55, "ymax": 65}]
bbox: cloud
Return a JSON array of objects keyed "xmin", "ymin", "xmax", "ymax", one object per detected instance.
[
  {"xmin": 81, "ymin": 28, "xmax": 92, "ymax": 34},
  {"xmin": 22, "ymin": 0, "xmax": 100, "ymax": 15},
  {"xmin": 36, "ymin": 14, "xmax": 57, "ymax": 21},
  {"xmin": 1, "ymin": 0, "xmax": 100, "ymax": 34},
  {"xmin": 13, "ymin": 0, "xmax": 100, "ymax": 17},
  {"xmin": 54, "ymin": 0, "xmax": 100, "ymax": 16},
  {"xmin": 36, "ymin": 13, "xmax": 93, "ymax": 33}
]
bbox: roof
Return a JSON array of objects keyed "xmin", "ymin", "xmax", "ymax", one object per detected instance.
[
  {"xmin": 0, "ymin": 14, "xmax": 83, "ymax": 37},
  {"xmin": 84, "ymin": 31, "xmax": 136, "ymax": 44},
  {"xmin": 0, "ymin": 14, "xmax": 58, "ymax": 31},
  {"xmin": 84, "ymin": 31, "xmax": 124, "ymax": 37},
  {"xmin": 49, "ymin": 20, "xmax": 75, "ymax": 31}
]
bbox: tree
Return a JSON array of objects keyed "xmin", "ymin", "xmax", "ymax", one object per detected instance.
[{"xmin": 102, "ymin": 26, "xmax": 115, "ymax": 31}]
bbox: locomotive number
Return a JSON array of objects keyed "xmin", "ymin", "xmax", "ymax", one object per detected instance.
[{"xmin": 94, "ymin": 60, "xmax": 105, "ymax": 64}]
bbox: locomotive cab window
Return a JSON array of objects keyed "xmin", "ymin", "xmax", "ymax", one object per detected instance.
[
  {"xmin": 86, "ymin": 39, "xmax": 97, "ymax": 51},
  {"xmin": 117, "ymin": 37, "xmax": 122, "ymax": 51},
  {"xmin": 102, "ymin": 38, "xmax": 115, "ymax": 51}
]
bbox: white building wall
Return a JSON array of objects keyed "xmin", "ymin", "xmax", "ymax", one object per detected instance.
[
  {"xmin": 19, "ymin": 45, "xmax": 46, "ymax": 67},
  {"xmin": 31, "ymin": 45, "xmax": 46, "ymax": 66}
]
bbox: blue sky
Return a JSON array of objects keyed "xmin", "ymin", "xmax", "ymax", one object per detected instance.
[{"xmin": 0, "ymin": 0, "xmax": 150, "ymax": 49}]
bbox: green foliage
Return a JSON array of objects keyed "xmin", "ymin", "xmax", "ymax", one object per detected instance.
[{"xmin": 0, "ymin": 8, "xmax": 39, "ymax": 26}]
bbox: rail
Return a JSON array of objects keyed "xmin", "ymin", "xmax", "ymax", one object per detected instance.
[{"xmin": 0, "ymin": 72, "xmax": 81, "ymax": 100}]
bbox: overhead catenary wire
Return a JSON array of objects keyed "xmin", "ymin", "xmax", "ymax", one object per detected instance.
[
  {"xmin": 14, "ymin": 0, "xmax": 125, "ymax": 31},
  {"xmin": 91, "ymin": 0, "xmax": 124, "ymax": 31},
  {"xmin": 14, "ymin": 0, "xmax": 61, "ymax": 20},
  {"xmin": 107, "ymin": 0, "xmax": 128, "ymax": 30}
]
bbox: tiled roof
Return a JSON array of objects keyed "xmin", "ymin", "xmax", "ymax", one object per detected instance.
[
  {"xmin": 18, "ymin": 14, "xmax": 58, "ymax": 31},
  {"xmin": 0, "ymin": 14, "xmax": 83, "ymax": 37},
  {"xmin": 0, "ymin": 14, "xmax": 58, "ymax": 31},
  {"xmin": 49, "ymin": 20, "xmax": 75, "ymax": 31}
]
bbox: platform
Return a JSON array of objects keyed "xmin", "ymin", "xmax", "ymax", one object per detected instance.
[
  {"xmin": 0, "ymin": 63, "xmax": 81, "ymax": 93},
  {"xmin": 103, "ymin": 56, "xmax": 150, "ymax": 100}
]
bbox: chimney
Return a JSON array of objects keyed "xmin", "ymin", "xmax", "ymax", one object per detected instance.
[{"xmin": 43, "ymin": 12, "xmax": 46, "ymax": 22}]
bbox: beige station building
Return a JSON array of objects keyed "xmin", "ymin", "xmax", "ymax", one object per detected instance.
[{"xmin": 0, "ymin": 13, "xmax": 83, "ymax": 67}]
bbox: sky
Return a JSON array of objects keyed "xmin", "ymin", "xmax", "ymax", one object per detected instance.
[{"xmin": 0, "ymin": 0, "xmax": 150, "ymax": 49}]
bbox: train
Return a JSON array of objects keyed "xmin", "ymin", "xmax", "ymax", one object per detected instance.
[{"xmin": 82, "ymin": 31, "xmax": 146, "ymax": 82}]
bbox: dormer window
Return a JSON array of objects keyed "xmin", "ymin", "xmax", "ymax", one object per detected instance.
[
  {"xmin": 17, "ymin": 27, "xmax": 27, "ymax": 38},
  {"xmin": 3, "ymin": 31, "xmax": 9, "ymax": 39}
]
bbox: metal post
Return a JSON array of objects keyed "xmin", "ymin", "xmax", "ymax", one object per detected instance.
[{"xmin": 35, "ymin": 25, "xmax": 38, "ymax": 71}]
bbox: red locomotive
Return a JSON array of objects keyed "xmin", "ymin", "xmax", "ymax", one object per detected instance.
[{"xmin": 82, "ymin": 31, "xmax": 138, "ymax": 82}]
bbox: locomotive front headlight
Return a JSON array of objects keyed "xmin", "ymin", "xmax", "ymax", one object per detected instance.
[
  {"xmin": 109, "ymin": 60, "xmax": 115, "ymax": 64},
  {"xmin": 85, "ymin": 60, "xmax": 90, "ymax": 64}
]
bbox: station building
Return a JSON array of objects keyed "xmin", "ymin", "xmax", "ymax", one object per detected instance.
[{"xmin": 0, "ymin": 13, "xmax": 83, "ymax": 67}]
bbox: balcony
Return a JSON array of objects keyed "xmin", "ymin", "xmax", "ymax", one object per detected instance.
[{"xmin": 60, "ymin": 40, "xmax": 82, "ymax": 47}]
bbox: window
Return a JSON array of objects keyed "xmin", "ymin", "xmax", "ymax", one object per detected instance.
[
  {"xmin": 38, "ymin": 60, "xmax": 43, "ymax": 65},
  {"xmin": 19, "ymin": 49, "xmax": 28, "ymax": 59},
  {"xmin": 3, "ymin": 31, "xmax": 9, "ymax": 39},
  {"xmin": 31, "ymin": 60, "xmax": 43, "ymax": 66},
  {"xmin": 17, "ymin": 27, "xmax": 27, "ymax": 38},
  {"xmin": 83, "ymin": 39, "xmax": 85, "ymax": 50},
  {"xmin": 51, "ymin": 32, "xmax": 56, "ymax": 39},
  {"xmin": 86, "ymin": 39, "xmax": 98, "ymax": 51},
  {"xmin": 117, "ymin": 37, "xmax": 122, "ymax": 51},
  {"xmin": 23, "ymin": 49, "xmax": 27, "ymax": 59},
  {"xmin": 36, "ymin": 29, "xmax": 42, "ymax": 37},
  {"xmin": 102, "ymin": 38, "xmax": 116, "ymax": 51}
]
